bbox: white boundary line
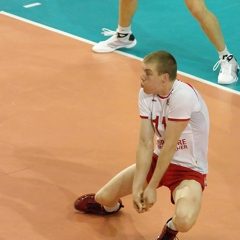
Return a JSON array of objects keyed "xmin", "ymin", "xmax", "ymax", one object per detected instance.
[
  {"xmin": 1, "ymin": 10, "xmax": 240, "ymax": 96},
  {"xmin": 0, "ymin": 11, "xmax": 96, "ymax": 45},
  {"xmin": 23, "ymin": 3, "xmax": 41, "ymax": 8}
]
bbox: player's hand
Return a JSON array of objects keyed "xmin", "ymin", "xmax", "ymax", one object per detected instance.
[
  {"xmin": 142, "ymin": 186, "xmax": 156, "ymax": 210},
  {"xmin": 132, "ymin": 190, "xmax": 148, "ymax": 213}
]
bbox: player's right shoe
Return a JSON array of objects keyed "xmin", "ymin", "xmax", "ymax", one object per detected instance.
[
  {"xmin": 213, "ymin": 54, "xmax": 240, "ymax": 84},
  {"xmin": 74, "ymin": 193, "xmax": 124, "ymax": 215},
  {"xmin": 157, "ymin": 218, "xmax": 179, "ymax": 240},
  {"xmin": 92, "ymin": 28, "xmax": 137, "ymax": 53}
]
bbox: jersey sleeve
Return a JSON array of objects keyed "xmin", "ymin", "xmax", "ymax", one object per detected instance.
[{"xmin": 168, "ymin": 86, "xmax": 199, "ymax": 121}]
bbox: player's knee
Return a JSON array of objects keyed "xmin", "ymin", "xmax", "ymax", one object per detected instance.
[
  {"xmin": 175, "ymin": 217, "xmax": 196, "ymax": 232},
  {"xmin": 185, "ymin": 1, "xmax": 207, "ymax": 21},
  {"xmin": 174, "ymin": 211, "xmax": 196, "ymax": 232}
]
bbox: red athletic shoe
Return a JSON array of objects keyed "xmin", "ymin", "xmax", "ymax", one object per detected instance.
[
  {"xmin": 74, "ymin": 193, "xmax": 124, "ymax": 215},
  {"xmin": 157, "ymin": 218, "xmax": 179, "ymax": 240}
]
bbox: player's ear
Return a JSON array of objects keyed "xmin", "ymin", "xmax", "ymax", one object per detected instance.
[{"xmin": 162, "ymin": 73, "xmax": 169, "ymax": 82}]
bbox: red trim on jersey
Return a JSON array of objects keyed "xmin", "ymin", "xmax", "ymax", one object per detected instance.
[
  {"xmin": 140, "ymin": 115, "xmax": 148, "ymax": 119},
  {"xmin": 185, "ymin": 82, "xmax": 199, "ymax": 98},
  {"xmin": 168, "ymin": 118, "xmax": 190, "ymax": 121},
  {"xmin": 157, "ymin": 88, "xmax": 174, "ymax": 99},
  {"xmin": 175, "ymin": 79, "xmax": 198, "ymax": 98},
  {"xmin": 157, "ymin": 88, "xmax": 173, "ymax": 99}
]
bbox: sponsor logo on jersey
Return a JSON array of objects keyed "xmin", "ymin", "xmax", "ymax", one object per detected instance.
[{"xmin": 157, "ymin": 138, "xmax": 188, "ymax": 151}]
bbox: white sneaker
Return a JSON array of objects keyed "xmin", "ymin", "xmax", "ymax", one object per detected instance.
[
  {"xmin": 92, "ymin": 28, "xmax": 137, "ymax": 53},
  {"xmin": 213, "ymin": 54, "xmax": 240, "ymax": 84}
]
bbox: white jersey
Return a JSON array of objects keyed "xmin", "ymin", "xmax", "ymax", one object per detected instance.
[{"xmin": 139, "ymin": 80, "xmax": 209, "ymax": 174}]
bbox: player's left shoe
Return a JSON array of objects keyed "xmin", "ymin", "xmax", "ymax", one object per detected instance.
[
  {"xmin": 157, "ymin": 218, "xmax": 179, "ymax": 240},
  {"xmin": 74, "ymin": 193, "xmax": 124, "ymax": 215},
  {"xmin": 213, "ymin": 54, "xmax": 240, "ymax": 84},
  {"xmin": 92, "ymin": 28, "xmax": 137, "ymax": 53}
]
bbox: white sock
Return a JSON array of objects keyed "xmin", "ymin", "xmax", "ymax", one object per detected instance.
[
  {"xmin": 104, "ymin": 202, "xmax": 120, "ymax": 212},
  {"xmin": 117, "ymin": 25, "xmax": 131, "ymax": 33},
  {"xmin": 218, "ymin": 46, "xmax": 230, "ymax": 58},
  {"xmin": 167, "ymin": 219, "xmax": 178, "ymax": 231}
]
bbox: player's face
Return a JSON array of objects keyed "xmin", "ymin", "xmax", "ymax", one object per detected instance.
[{"xmin": 141, "ymin": 62, "xmax": 164, "ymax": 94}]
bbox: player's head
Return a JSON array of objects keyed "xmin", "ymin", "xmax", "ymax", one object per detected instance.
[{"xmin": 143, "ymin": 50, "xmax": 177, "ymax": 81}]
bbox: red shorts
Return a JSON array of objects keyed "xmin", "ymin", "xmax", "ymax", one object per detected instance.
[{"xmin": 146, "ymin": 153, "xmax": 207, "ymax": 204}]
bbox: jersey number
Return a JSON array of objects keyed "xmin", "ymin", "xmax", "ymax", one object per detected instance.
[{"xmin": 152, "ymin": 116, "xmax": 167, "ymax": 136}]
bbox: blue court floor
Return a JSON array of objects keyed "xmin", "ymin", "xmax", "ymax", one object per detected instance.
[{"xmin": 1, "ymin": 0, "xmax": 240, "ymax": 92}]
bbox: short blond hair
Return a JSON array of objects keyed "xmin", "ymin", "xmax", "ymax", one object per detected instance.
[{"xmin": 143, "ymin": 50, "xmax": 177, "ymax": 80}]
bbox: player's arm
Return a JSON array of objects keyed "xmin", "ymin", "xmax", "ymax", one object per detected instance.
[
  {"xmin": 148, "ymin": 119, "xmax": 189, "ymax": 189},
  {"xmin": 132, "ymin": 117, "xmax": 155, "ymax": 211}
]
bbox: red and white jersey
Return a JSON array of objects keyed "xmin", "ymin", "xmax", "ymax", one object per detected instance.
[{"xmin": 139, "ymin": 80, "xmax": 209, "ymax": 174}]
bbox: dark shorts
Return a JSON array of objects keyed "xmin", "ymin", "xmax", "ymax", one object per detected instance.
[{"xmin": 146, "ymin": 153, "xmax": 207, "ymax": 204}]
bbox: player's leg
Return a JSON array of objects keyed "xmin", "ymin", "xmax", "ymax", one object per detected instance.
[
  {"xmin": 95, "ymin": 164, "xmax": 136, "ymax": 206},
  {"xmin": 184, "ymin": 0, "xmax": 239, "ymax": 84},
  {"xmin": 119, "ymin": 0, "xmax": 138, "ymax": 27},
  {"xmin": 74, "ymin": 164, "xmax": 137, "ymax": 214},
  {"xmin": 172, "ymin": 179, "xmax": 202, "ymax": 232},
  {"xmin": 157, "ymin": 179, "xmax": 202, "ymax": 239},
  {"xmin": 185, "ymin": 0, "xmax": 224, "ymax": 51},
  {"xmin": 92, "ymin": 0, "xmax": 138, "ymax": 53}
]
